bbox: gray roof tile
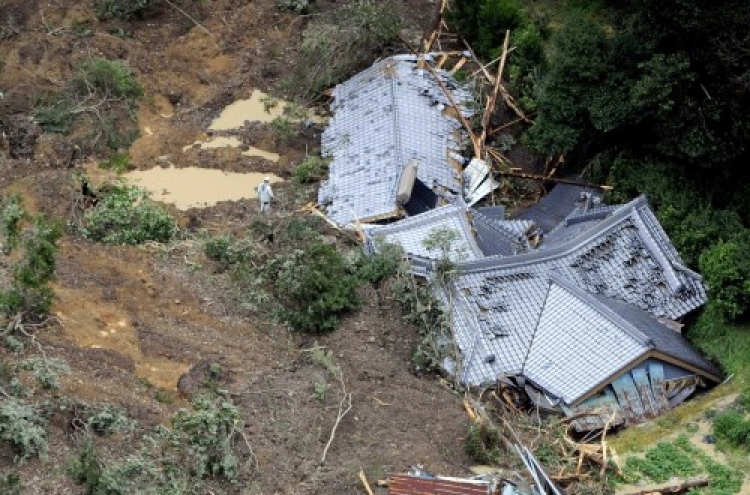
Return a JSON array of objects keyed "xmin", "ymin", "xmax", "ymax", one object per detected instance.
[{"xmin": 320, "ymin": 55, "xmax": 475, "ymax": 226}]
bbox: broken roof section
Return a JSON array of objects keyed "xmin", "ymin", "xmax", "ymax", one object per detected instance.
[
  {"xmin": 364, "ymin": 204, "xmax": 483, "ymax": 262},
  {"xmin": 319, "ymin": 54, "xmax": 475, "ymax": 226}
]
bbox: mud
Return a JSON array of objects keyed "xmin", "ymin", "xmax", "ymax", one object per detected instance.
[
  {"xmin": 125, "ymin": 165, "xmax": 283, "ymax": 210},
  {"xmin": 183, "ymin": 135, "xmax": 281, "ymax": 162}
]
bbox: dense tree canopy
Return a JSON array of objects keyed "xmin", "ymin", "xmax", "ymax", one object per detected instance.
[{"xmin": 448, "ymin": 0, "xmax": 750, "ymax": 321}]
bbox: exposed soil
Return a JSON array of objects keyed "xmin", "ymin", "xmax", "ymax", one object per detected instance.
[{"xmin": 0, "ymin": 0, "xmax": 478, "ymax": 493}]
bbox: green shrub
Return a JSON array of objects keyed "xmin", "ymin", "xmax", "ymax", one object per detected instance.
[
  {"xmin": 289, "ymin": 0, "xmax": 402, "ymax": 97},
  {"xmin": 159, "ymin": 396, "xmax": 241, "ymax": 479},
  {"xmin": 34, "ymin": 95, "xmax": 75, "ymax": 134},
  {"xmin": 99, "ymin": 153, "xmax": 132, "ymax": 174},
  {"xmin": 0, "ymin": 399, "xmax": 48, "ymax": 461},
  {"xmin": 0, "ymin": 474, "xmax": 23, "ymax": 495},
  {"xmin": 21, "ymin": 356, "xmax": 70, "ymax": 389},
  {"xmin": 87, "ymin": 404, "xmax": 131, "ymax": 436},
  {"xmin": 1, "ymin": 216, "xmax": 62, "ymax": 317},
  {"xmin": 0, "ymin": 195, "xmax": 25, "ymax": 254},
  {"xmin": 356, "ymin": 244, "xmax": 402, "ymax": 284},
  {"xmin": 293, "ymin": 155, "xmax": 329, "ymax": 184},
  {"xmin": 464, "ymin": 423, "xmax": 503, "ymax": 465},
  {"xmin": 94, "ymin": 0, "xmax": 156, "ymax": 20},
  {"xmin": 67, "ymin": 438, "xmax": 103, "ymax": 491},
  {"xmin": 699, "ymin": 235, "xmax": 750, "ymax": 321},
  {"xmin": 272, "ymin": 242, "xmax": 360, "ymax": 333},
  {"xmin": 280, "ymin": 0, "xmax": 311, "ymax": 14},
  {"xmin": 74, "ymin": 57, "xmax": 143, "ymax": 101},
  {"xmin": 80, "ymin": 183, "xmax": 178, "ymax": 245},
  {"xmin": 713, "ymin": 410, "xmax": 750, "ymax": 447}
]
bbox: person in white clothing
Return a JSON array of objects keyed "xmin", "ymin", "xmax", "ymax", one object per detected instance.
[{"xmin": 257, "ymin": 177, "xmax": 274, "ymax": 214}]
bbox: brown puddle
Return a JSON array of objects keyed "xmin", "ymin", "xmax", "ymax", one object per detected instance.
[
  {"xmin": 53, "ymin": 285, "xmax": 189, "ymax": 390},
  {"xmin": 125, "ymin": 166, "xmax": 283, "ymax": 210},
  {"xmin": 208, "ymin": 89, "xmax": 325, "ymax": 130},
  {"xmin": 209, "ymin": 89, "xmax": 290, "ymax": 130},
  {"xmin": 182, "ymin": 136, "xmax": 280, "ymax": 162}
]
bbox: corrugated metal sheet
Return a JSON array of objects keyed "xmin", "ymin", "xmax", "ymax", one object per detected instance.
[{"xmin": 389, "ymin": 475, "xmax": 492, "ymax": 495}]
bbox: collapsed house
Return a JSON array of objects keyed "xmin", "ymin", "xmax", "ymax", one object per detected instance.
[{"xmin": 319, "ymin": 56, "xmax": 721, "ymax": 430}]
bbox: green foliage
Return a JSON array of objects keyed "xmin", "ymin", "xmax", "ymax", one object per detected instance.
[
  {"xmin": 67, "ymin": 438, "xmax": 104, "ymax": 492},
  {"xmin": 1, "ymin": 216, "xmax": 62, "ymax": 317},
  {"xmin": 713, "ymin": 410, "xmax": 750, "ymax": 448},
  {"xmin": 272, "ymin": 242, "xmax": 360, "ymax": 333},
  {"xmin": 293, "ymin": 155, "xmax": 329, "ymax": 184},
  {"xmin": 355, "ymin": 243, "xmax": 402, "ymax": 284},
  {"xmin": 280, "ymin": 0, "xmax": 311, "ymax": 14},
  {"xmin": 70, "ymin": 19, "xmax": 94, "ymax": 37},
  {"xmin": 21, "ymin": 356, "xmax": 70, "ymax": 389},
  {"xmin": 619, "ymin": 435, "xmax": 744, "ymax": 493},
  {"xmin": 99, "ymin": 153, "xmax": 132, "ymax": 174},
  {"xmin": 87, "ymin": 404, "xmax": 132, "ymax": 436},
  {"xmin": 0, "ymin": 474, "xmax": 23, "ymax": 495},
  {"xmin": 699, "ymin": 236, "xmax": 750, "ymax": 322},
  {"xmin": 158, "ymin": 396, "xmax": 241, "ymax": 479},
  {"xmin": 313, "ymin": 380, "xmax": 328, "ymax": 402},
  {"xmin": 388, "ymin": 266, "xmax": 452, "ymax": 372},
  {"xmin": 80, "ymin": 183, "xmax": 178, "ymax": 245},
  {"xmin": 0, "ymin": 398, "xmax": 48, "ymax": 461},
  {"xmin": 270, "ymin": 116, "xmax": 295, "ymax": 147},
  {"xmin": 0, "ymin": 195, "xmax": 25, "ymax": 254},
  {"xmin": 289, "ymin": 0, "xmax": 402, "ymax": 97},
  {"xmin": 476, "ymin": 0, "xmax": 523, "ymax": 58},
  {"xmin": 94, "ymin": 0, "xmax": 155, "ymax": 20},
  {"xmin": 464, "ymin": 423, "xmax": 503, "ymax": 465},
  {"xmin": 74, "ymin": 57, "xmax": 144, "ymax": 100},
  {"xmin": 34, "ymin": 94, "xmax": 75, "ymax": 134}
]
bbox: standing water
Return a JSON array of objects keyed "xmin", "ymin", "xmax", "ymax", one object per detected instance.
[{"xmin": 126, "ymin": 166, "xmax": 283, "ymax": 210}]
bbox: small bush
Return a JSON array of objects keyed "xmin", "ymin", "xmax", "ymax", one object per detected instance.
[
  {"xmin": 99, "ymin": 153, "xmax": 132, "ymax": 174},
  {"xmin": 356, "ymin": 244, "xmax": 402, "ymax": 284},
  {"xmin": 74, "ymin": 57, "xmax": 143, "ymax": 101},
  {"xmin": 80, "ymin": 183, "xmax": 178, "ymax": 245},
  {"xmin": 0, "ymin": 474, "xmax": 23, "ymax": 495},
  {"xmin": 94, "ymin": 0, "xmax": 156, "ymax": 20},
  {"xmin": 272, "ymin": 242, "xmax": 360, "ymax": 333},
  {"xmin": 0, "ymin": 195, "xmax": 25, "ymax": 254},
  {"xmin": 293, "ymin": 155, "xmax": 329, "ymax": 184},
  {"xmin": 1, "ymin": 216, "xmax": 62, "ymax": 317},
  {"xmin": 713, "ymin": 410, "xmax": 750, "ymax": 448},
  {"xmin": 464, "ymin": 423, "xmax": 503, "ymax": 465},
  {"xmin": 280, "ymin": 0, "xmax": 311, "ymax": 14},
  {"xmin": 21, "ymin": 356, "xmax": 70, "ymax": 389},
  {"xmin": 34, "ymin": 95, "xmax": 75, "ymax": 134},
  {"xmin": 88, "ymin": 404, "xmax": 131, "ymax": 436},
  {"xmin": 67, "ymin": 438, "xmax": 103, "ymax": 491},
  {"xmin": 0, "ymin": 399, "xmax": 48, "ymax": 461}
]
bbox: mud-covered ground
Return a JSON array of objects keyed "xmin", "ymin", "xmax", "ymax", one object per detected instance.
[{"xmin": 0, "ymin": 1, "xmax": 481, "ymax": 493}]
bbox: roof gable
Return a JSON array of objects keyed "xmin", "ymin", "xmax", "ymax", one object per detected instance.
[{"xmin": 522, "ymin": 279, "xmax": 650, "ymax": 403}]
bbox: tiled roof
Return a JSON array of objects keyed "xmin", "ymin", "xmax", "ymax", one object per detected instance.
[
  {"xmin": 319, "ymin": 55, "xmax": 475, "ymax": 226},
  {"xmin": 448, "ymin": 196, "xmax": 707, "ymax": 387},
  {"xmin": 514, "ymin": 183, "xmax": 601, "ymax": 232},
  {"xmin": 523, "ymin": 279, "xmax": 650, "ymax": 404},
  {"xmin": 364, "ymin": 205, "xmax": 483, "ymax": 262},
  {"xmin": 454, "ymin": 196, "xmax": 706, "ymax": 320}
]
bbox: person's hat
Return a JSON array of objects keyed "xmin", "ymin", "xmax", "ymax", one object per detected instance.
[{"xmin": 264, "ymin": 176, "xmax": 270, "ymax": 182}]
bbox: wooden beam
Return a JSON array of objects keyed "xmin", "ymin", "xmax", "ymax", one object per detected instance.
[
  {"xmin": 479, "ymin": 30, "xmax": 511, "ymax": 148},
  {"xmin": 400, "ymin": 36, "xmax": 482, "ymax": 158},
  {"xmin": 450, "ymin": 56, "xmax": 468, "ymax": 74}
]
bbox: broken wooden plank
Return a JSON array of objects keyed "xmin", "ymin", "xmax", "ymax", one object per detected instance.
[
  {"xmin": 359, "ymin": 468, "xmax": 376, "ymax": 495},
  {"xmin": 648, "ymin": 362, "xmax": 670, "ymax": 411},
  {"xmin": 611, "ymin": 373, "xmax": 646, "ymax": 419},
  {"xmin": 479, "ymin": 30, "xmax": 511, "ymax": 146},
  {"xmin": 450, "ymin": 56, "xmax": 468, "ymax": 74},
  {"xmin": 632, "ymin": 368, "xmax": 659, "ymax": 417}
]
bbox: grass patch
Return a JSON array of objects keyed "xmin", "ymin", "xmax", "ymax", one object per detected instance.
[{"xmin": 617, "ymin": 435, "xmax": 744, "ymax": 494}]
